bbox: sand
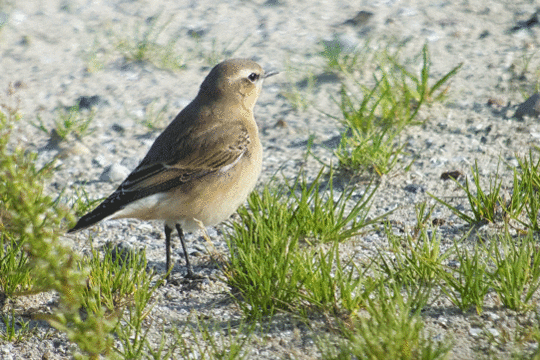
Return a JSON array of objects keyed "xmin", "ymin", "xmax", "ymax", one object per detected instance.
[{"xmin": 1, "ymin": 0, "xmax": 540, "ymax": 358}]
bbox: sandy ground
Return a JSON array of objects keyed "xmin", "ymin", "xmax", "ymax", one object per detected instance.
[{"xmin": 2, "ymin": 0, "xmax": 540, "ymax": 358}]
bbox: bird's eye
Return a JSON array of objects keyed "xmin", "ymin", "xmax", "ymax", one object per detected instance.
[{"xmin": 248, "ymin": 73, "xmax": 259, "ymax": 82}]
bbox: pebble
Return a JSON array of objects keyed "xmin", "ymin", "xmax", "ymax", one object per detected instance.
[
  {"xmin": 515, "ymin": 93, "xmax": 540, "ymax": 119},
  {"xmin": 404, "ymin": 183, "xmax": 425, "ymax": 194},
  {"xmin": 92, "ymin": 155, "xmax": 107, "ymax": 168},
  {"xmin": 486, "ymin": 312, "xmax": 500, "ymax": 322},
  {"xmin": 100, "ymin": 163, "xmax": 130, "ymax": 183}
]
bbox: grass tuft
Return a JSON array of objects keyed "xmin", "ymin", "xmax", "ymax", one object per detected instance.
[
  {"xmin": 334, "ymin": 44, "xmax": 462, "ymax": 175},
  {"xmin": 224, "ymin": 168, "xmax": 383, "ymax": 318}
]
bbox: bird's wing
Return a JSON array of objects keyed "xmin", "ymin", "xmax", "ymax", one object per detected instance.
[
  {"xmin": 122, "ymin": 122, "xmax": 250, "ymax": 195},
  {"xmin": 68, "ymin": 120, "xmax": 250, "ymax": 232}
]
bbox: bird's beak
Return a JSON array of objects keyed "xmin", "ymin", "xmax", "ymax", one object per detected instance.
[{"xmin": 264, "ymin": 71, "xmax": 279, "ymax": 78}]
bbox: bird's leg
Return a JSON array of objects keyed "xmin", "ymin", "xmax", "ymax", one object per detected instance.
[
  {"xmin": 175, "ymin": 224, "xmax": 195, "ymax": 278},
  {"xmin": 164, "ymin": 224, "xmax": 173, "ymax": 279}
]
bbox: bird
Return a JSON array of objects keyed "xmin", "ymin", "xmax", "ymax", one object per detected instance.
[{"xmin": 68, "ymin": 58, "xmax": 277, "ymax": 279}]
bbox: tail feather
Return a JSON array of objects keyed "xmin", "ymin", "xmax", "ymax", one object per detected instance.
[
  {"xmin": 68, "ymin": 207, "xmax": 112, "ymax": 233},
  {"xmin": 67, "ymin": 190, "xmax": 137, "ymax": 233}
]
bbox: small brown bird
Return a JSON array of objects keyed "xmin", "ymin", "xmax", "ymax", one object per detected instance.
[{"xmin": 68, "ymin": 58, "xmax": 277, "ymax": 279}]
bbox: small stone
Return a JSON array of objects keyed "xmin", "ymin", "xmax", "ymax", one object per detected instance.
[
  {"xmin": 487, "ymin": 328, "xmax": 500, "ymax": 337},
  {"xmin": 58, "ymin": 142, "xmax": 90, "ymax": 158},
  {"xmin": 343, "ymin": 10, "xmax": 374, "ymax": 27},
  {"xmin": 437, "ymin": 317, "xmax": 449, "ymax": 328},
  {"xmin": 111, "ymin": 123, "xmax": 125, "ymax": 133},
  {"xmin": 76, "ymin": 95, "xmax": 103, "ymax": 110},
  {"xmin": 404, "ymin": 184, "xmax": 425, "ymax": 194},
  {"xmin": 441, "ymin": 170, "xmax": 462, "ymax": 180},
  {"xmin": 275, "ymin": 119, "xmax": 287, "ymax": 128},
  {"xmin": 469, "ymin": 327, "xmax": 482, "ymax": 337},
  {"xmin": 515, "ymin": 93, "xmax": 540, "ymax": 119},
  {"xmin": 486, "ymin": 312, "xmax": 500, "ymax": 322},
  {"xmin": 100, "ymin": 163, "xmax": 130, "ymax": 182},
  {"xmin": 92, "ymin": 155, "xmax": 107, "ymax": 168}
]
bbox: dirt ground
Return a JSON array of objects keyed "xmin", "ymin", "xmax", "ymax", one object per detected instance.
[{"xmin": 2, "ymin": 0, "xmax": 540, "ymax": 358}]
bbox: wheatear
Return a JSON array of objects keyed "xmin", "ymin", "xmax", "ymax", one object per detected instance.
[{"xmin": 69, "ymin": 58, "xmax": 277, "ymax": 279}]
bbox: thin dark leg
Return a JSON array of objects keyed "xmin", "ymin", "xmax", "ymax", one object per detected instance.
[
  {"xmin": 164, "ymin": 224, "xmax": 173, "ymax": 279},
  {"xmin": 175, "ymin": 224, "xmax": 194, "ymax": 278}
]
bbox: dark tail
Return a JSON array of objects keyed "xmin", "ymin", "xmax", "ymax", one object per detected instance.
[
  {"xmin": 68, "ymin": 205, "xmax": 112, "ymax": 233},
  {"xmin": 67, "ymin": 190, "xmax": 136, "ymax": 233}
]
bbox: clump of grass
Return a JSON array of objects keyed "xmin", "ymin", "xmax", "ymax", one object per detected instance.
[
  {"xmin": 186, "ymin": 319, "xmax": 254, "ymax": 360},
  {"xmin": 379, "ymin": 223, "xmax": 444, "ymax": 288},
  {"xmin": 513, "ymin": 149, "xmax": 540, "ymax": 231},
  {"xmin": 430, "ymin": 150, "xmax": 540, "ymax": 231},
  {"xmin": 508, "ymin": 48, "xmax": 540, "ymax": 97},
  {"xmin": 377, "ymin": 223, "xmax": 445, "ymax": 313},
  {"xmin": 82, "ymin": 37, "xmax": 107, "ymax": 73},
  {"xmin": 279, "ymin": 68, "xmax": 316, "ymax": 111},
  {"xmin": 0, "ymin": 234, "xmax": 32, "ymax": 300},
  {"xmin": 116, "ymin": 12, "xmax": 186, "ymax": 71},
  {"xmin": 318, "ymin": 283, "xmax": 453, "ymax": 360},
  {"xmin": 430, "ymin": 161, "xmax": 504, "ymax": 225},
  {"xmin": 487, "ymin": 230, "xmax": 540, "ymax": 312},
  {"xmin": 224, "ymin": 168, "xmax": 385, "ymax": 318},
  {"xmin": 82, "ymin": 244, "xmax": 163, "ymax": 315},
  {"xmin": 334, "ymin": 44, "xmax": 462, "ymax": 175},
  {"xmin": 438, "ymin": 239, "xmax": 491, "ymax": 314},
  {"xmin": 108, "ymin": 248, "xmax": 166, "ymax": 359},
  {"xmin": 33, "ymin": 105, "xmax": 95, "ymax": 142},
  {"xmin": 307, "ymin": 241, "xmax": 379, "ymax": 315},
  {"xmin": 1, "ymin": 310, "xmax": 33, "ymax": 343}
]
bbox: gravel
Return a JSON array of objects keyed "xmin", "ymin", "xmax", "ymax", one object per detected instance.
[{"xmin": 2, "ymin": 0, "xmax": 540, "ymax": 358}]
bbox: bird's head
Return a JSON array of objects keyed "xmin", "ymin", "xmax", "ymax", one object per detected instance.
[{"xmin": 198, "ymin": 58, "xmax": 278, "ymax": 111}]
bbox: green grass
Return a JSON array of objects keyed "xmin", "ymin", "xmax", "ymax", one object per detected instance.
[
  {"xmin": 488, "ymin": 230, "xmax": 540, "ymax": 312},
  {"xmin": 186, "ymin": 319, "xmax": 254, "ymax": 360},
  {"xmin": 33, "ymin": 105, "xmax": 95, "ymax": 142},
  {"xmin": 318, "ymin": 283, "xmax": 453, "ymax": 360},
  {"xmin": 438, "ymin": 239, "xmax": 490, "ymax": 314},
  {"xmin": 277, "ymin": 57, "xmax": 324, "ymax": 112},
  {"xmin": 82, "ymin": 37, "xmax": 107, "ymax": 73},
  {"xmin": 0, "ymin": 234, "xmax": 32, "ymax": 300},
  {"xmin": 430, "ymin": 161, "xmax": 503, "ymax": 225},
  {"xmin": 513, "ymin": 149, "xmax": 540, "ymax": 231},
  {"xmin": 116, "ymin": 12, "xmax": 186, "ymax": 71},
  {"xmin": 0, "ymin": 103, "xmax": 166, "ymax": 358},
  {"xmin": 67, "ymin": 185, "xmax": 105, "ymax": 217},
  {"xmin": 224, "ymin": 168, "xmax": 384, "ymax": 318},
  {"xmin": 191, "ymin": 34, "xmax": 251, "ymax": 67},
  {"xmin": 1, "ymin": 310, "xmax": 33, "ymax": 343},
  {"xmin": 431, "ymin": 150, "xmax": 540, "ymax": 231},
  {"xmin": 320, "ymin": 37, "xmax": 371, "ymax": 76},
  {"xmin": 334, "ymin": 44, "xmax": 462, "ymax": 175}
]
